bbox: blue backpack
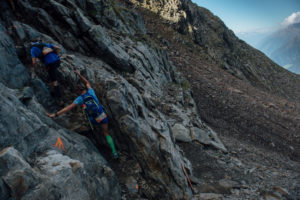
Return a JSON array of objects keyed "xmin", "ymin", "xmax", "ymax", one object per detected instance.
[
  {"xmin": 32, "ymin": 43, "xmax": 57, "ymax": 63},
  {"xmin": 82, "ymin": 94, "xmax": 101, "ymax": 118}
]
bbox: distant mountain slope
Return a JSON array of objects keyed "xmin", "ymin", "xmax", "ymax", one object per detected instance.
[
  {"xmin": 258, "ymin": 23, "xmax": 300, "ymax": 74},
  {"xmin": 236, "ymin": 31, "xmax": 271, "ymax": 47},
  {"xmin": 129, "ymin": 0, "xmax": 300, "ymax": 102}
]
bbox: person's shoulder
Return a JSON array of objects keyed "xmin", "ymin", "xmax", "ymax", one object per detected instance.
[
  {"xmin": 74, "ymin": 95, "xmax": 83, "ymax": 105},
  {"xmin": 31, "ymin": 47, "xmax": 39, "ymax": 57},
  {"xmin": 45, "ymin": 43, "xmax": 54, "ymax": 48},
  {"xmin": 88, "ymin": 88, "xmax": 95, "ymax": 93},
  {"xmin": 31, "ymin": 46, "xmax": 39, "ymax": 51}
]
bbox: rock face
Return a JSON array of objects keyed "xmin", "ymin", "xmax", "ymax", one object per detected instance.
[
  {"xmin": 0, "ymin": 23, "xmax": 29, "ymax": 88},
  {"xmin": 0, "ymin": 0, "xmax": 227, "ymax": 199},
  {"xmin": 0, "ymin": 84, "xmax": 120, "ymax": 200}
]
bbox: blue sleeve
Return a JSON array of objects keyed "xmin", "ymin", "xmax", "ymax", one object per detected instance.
[
  {"xmin": 73, "ymin": 96, "xmax": 83, "ymax": 105},
  {"xmin": 88, "ymin": 88, "xmax": 95, "ymax": 96},
  {"xmin": 31, "ymin": 47, "xmax": 38, "ymax": 58},
  {"xmin": 46, "ymin": 43, "xmax": 55, "ymax": 49}
]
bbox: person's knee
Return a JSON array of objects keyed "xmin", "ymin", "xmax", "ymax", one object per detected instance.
[
  {"xmin": 102, "ymin": 127, "xmax": 109, "ymax": 136},
  {"xmin": 103, "ymin": 131, "xmax": 109, "ymax": 137}
]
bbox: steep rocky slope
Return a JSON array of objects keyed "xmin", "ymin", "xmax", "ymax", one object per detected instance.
[
  {"xmin": 128, "ymin": 0, "xmax": 300, "ymax": 158},
  {"xmin": 0, "ymin": 0, "xmax": 230, "ymax": 199},
  {"xmin": 1, "ymin": 0, "xmax": 299, "ymax": 199},
  {"xmin": 124, "ymin": 0, "xmax": 300, "ymax": 199}
]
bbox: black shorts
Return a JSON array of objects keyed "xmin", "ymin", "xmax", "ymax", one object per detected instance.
[{"xmin": 47, "ymin": 60, "xmax": 60, "ymax": 82}]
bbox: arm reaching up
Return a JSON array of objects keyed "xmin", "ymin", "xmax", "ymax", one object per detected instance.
[{"xmin": 74, "ymin": 69, "xmax": 91, "ymax": 89}]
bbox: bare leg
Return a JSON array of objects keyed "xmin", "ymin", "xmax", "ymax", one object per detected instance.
[
  {"xmin": 52, "ymin": 80, "xmax": 58, "ymax": 87},
  {"xmin": 101, "ymin": 123, "xmax": 109, "ymax": 137},
  {"xmin": 52, "ymin": 81, "xmax": 61, "ymax": 99}
]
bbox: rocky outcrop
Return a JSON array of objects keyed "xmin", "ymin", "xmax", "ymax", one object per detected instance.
[
  {"xmin": 0, "ymin": 83, "xmax": 120, "ymax": 200},
  {"xmin": 0, "ymin": 23, "xmax": 29, "ymax": 88},
  {"xmin": 0, "ymin": 0, "xmax": 227, "ymax": 199}
]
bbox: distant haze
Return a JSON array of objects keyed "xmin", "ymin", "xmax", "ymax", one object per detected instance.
[
  {"xmin": 238, "ymin": 13, "xmax": 300, "ymax": 74},
  {"xmin": 192, "ymin": 0, "xmax": 300, "ymax": 74}
]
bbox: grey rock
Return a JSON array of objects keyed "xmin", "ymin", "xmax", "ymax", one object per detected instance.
[
  {"xmin": 171, "ymin": 123, "xmax": 192, "ymax": 142},
  {"xmin": 0, "ymin": 23, "xmax": 29, "ymax": 88},
  {"xmin": 123, "ymin": 176, "xmax": 138, "ymax": 194},
  {"xmin": 75, "ymin": 8, "xmax": 93, "ymax": 33},
  {"xmin": 75, "ymin": 0, "xmax": 87, "ymax": 10},
  {"xmin": 89, "ymin": 25, "xmax": 134, "ymax": 72},
  {"xmin": 18, "ymin": 86, "xmax": 34, "ymax": 104},
  {"xmin": 190, "ymin": 127, "xmax": 212, "ymax": 144},
  {"xmin": 30, "ymin": 78, "xmax": 56, "ymax": 109},
  {"xmin": 261, "ymin": 186, "xmax": 290, "ymax": 200},
  {"xmin": 191, "ymin": 127, "xmax": 227, "ymax": 152},
  {"xmin": 12, "ymin": 21, "xmax": 26, "ymax": 41},
  {"xmin": 197, "ymin": 179, "xmax": 239, "ymax": 195},
  {"xmin": 192, "ymin": 193, "xmax": 223, "ymax": 200},
  {"xmin": 218, "ymin": 179, "xmax": 240, "ymax": 190},
  {"xmin": 0, "ymin": 147, "xmax": 40, "ymax": 199},
  {"xmin": 0, "ymin": 84, "xmax": 121, "ymax": 200},
  {"xmin": 0, "ymin": 178, "xmax": 9, "ymax": 200}
]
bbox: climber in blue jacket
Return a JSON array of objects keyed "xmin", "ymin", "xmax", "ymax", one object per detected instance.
[
  {"xmin": 30, "ymin": 40, "xmax": 61, "ymax": 99},
  {"xmin": 47, "ymin": 69, "xmax": 118, "ymax": 159}
]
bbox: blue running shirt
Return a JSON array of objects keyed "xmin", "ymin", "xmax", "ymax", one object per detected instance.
[{"xmin": 74, "ymin": 88, "xmax": 105, "ymax": 124}]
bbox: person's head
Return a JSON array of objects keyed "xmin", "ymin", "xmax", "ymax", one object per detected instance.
[
  {"xmin": 30, "ymin": 38, "xmax": 41, "ymax": 48},
  {"xmin": 76, "ymin": 83, "xmax": 87, "ymax": 95}
]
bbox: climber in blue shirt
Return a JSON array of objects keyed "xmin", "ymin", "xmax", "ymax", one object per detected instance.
[
  {"xmin": 30, "ymin": 40, "xmax": 62, "ymax": 99},
  {"xmin": 47, "ymin": 69, "xmax": 118, "ymax": 159}
]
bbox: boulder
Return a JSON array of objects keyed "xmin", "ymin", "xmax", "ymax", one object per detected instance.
[
  {"xmin": 0, "ymin": 23, "xmax": 29, "ymax": 88},
  {"xmin": 191, "ymin": 127, "xmax": 227, "ymax": 152},
  {"xmin": 0, "ymin": 147, "xmax": 40, "ymax": 199},
  {"xmin": 172, "ymin": 123, "xmax": 192, "ymax": 142}
]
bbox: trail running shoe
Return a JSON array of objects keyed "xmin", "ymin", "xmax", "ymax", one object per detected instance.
[{"xmin": 113, "ymin": 152, "xmax": 119, "ymax": 159}]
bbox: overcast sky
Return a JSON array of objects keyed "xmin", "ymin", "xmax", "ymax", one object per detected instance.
[{"xmin": 192, "ymin": 0, "xmax": 300, "ymax": 33}]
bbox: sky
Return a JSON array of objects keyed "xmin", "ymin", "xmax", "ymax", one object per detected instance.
[{"xmin": 191, "ymin": 0, "xmax": 300, "ymax": 33}]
